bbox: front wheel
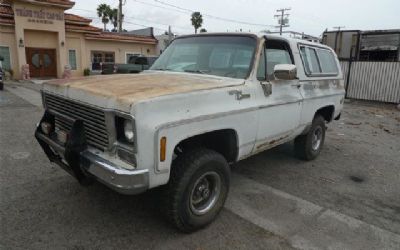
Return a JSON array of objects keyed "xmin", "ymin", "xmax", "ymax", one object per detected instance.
[
  {"xmin": 163, "ymin": 148, "xmax": 230, "ymax": 232},
  {"xmin": 294, "ymin": 115, "xmax": 326, "ymax": 160}
]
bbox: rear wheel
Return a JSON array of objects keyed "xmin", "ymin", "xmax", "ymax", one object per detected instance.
[
  {"xmin": 163, "ymin": 148, "xmax": 230, "ymax": 232},
  {"xmin": 295, "ymin": 115, "xmax": 326, "ymax": 160}
]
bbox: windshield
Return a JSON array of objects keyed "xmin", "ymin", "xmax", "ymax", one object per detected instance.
[{"xmin": 150, "ymin": 35, "xmax": 257, "ymax": 79}]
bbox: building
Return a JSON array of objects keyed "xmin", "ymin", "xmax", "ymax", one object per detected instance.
[
  {"xmin": 322, "ymin": 29, "xmax": 400, "ymax": 61},
  {"xmin": 0, "ymin": 0, "xmax": 158, "ymax": 79}
]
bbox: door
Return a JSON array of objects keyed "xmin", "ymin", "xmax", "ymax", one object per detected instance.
[
  {"xmin": 26, "ymin": 48, "xmax": 57, "ymax": 78},
  {"xmin": 253, "ymin": 39, "xmax": 303, "ymax": 153}
]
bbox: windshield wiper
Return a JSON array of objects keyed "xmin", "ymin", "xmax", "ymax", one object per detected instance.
[{"xmin": 184, "ymin": 69, "xmax": 209, "ymax": 74}]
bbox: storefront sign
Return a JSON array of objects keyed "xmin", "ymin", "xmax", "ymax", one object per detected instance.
[{"xmin": 15, "ymin": 8, "xmax": 64, "ymax": 24}]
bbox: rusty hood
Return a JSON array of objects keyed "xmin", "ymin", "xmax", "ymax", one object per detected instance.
[{"xmin": 43, "ymin": 72, "xmax": 243, "ymax": 112}]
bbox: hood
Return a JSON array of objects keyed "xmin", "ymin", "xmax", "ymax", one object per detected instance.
[{"xmin": 44, "ymin": 72, "xmax": 242, "ymax": 111}]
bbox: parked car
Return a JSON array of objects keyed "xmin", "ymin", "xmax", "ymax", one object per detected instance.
[
  {"xmin": 35, "ymin": 33, "xmax": 345, "ymax": 232},
  {"xmin": 101, "ymin": 56, "xmax": 158, "ymax": 74}
]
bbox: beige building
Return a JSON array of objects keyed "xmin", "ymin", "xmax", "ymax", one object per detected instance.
[{"xmin": 0, "ymin": 0, "xmax": 157, "ymax": 79}]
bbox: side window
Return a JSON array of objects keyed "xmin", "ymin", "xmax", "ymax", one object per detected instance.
[
  {"xmin": 266, "ymin": 42, "xmax": 293, "ymax": 79},
  {"xmin": 300, "ymin": 46, "xmax": 321, "ymax": 75},
  {"xmin": 257, "ymin": 46, "xmax": 266, "ymax": 81},
  {"xmin": 317, "ymin": 49, "xmax": 338, "ymax": 74}
]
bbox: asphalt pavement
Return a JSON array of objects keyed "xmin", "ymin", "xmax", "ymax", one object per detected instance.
[{"xmin": 1, "ymin": 84, "xmax": 399, "ymax": 249}]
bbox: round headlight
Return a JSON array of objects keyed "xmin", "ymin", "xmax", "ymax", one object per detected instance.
[{"xmin": 123, "ymin": 120, "xmax": 134, "ymax": 143}]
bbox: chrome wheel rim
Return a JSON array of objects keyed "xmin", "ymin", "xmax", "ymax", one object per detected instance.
[
  {"xmin": 312, "ymin": 126, "xmax": 323, "ymax": 151},
  {"xmin": 189, "ymin": 171, "xmax": 221, "ymax": 216}
]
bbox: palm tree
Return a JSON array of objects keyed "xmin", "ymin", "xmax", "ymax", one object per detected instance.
[
  {"xmin": 191, "ymin": 12, "xmax": 203, "ymax": 34},
  {"xmin": 110, "ymin": 8, "xmax": 118, "ymax": 32},
  {"xmin": 109, "ymin": 8, "xmax": 124, "ymax": 32},
  {"xmin": 97, "ymin": 4, "xmax": 112, "ymax": 31}
]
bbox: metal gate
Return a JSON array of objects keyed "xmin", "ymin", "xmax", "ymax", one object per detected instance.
[{"xmin": 340, "ymin": 61, "xmax": 400, "ymax": 103}]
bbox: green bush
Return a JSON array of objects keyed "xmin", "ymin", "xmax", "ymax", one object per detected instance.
[{"xmin": 83, "ymin": 68, "xmax": 91, "ymax": 76}]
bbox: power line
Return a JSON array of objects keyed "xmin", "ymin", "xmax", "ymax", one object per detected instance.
[
  {"xmin": 73, "ymin": 8, "xmax": 192, "ymax": 32},
  {"xmin": 133, "ymin": 0, "xmax": 274, "ymax": 27},
  {"xmin": 274, "ymin": 8, "xmax": 290, "ymax": 35}
]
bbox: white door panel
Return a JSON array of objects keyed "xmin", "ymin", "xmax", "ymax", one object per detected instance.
[{"xmin": 254, "ymin": 81, "xmax": 302, "ymax": 153}]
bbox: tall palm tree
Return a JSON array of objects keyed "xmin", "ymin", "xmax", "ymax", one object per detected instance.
[
  {"xmin": 97, "ymin": 4, "xmax": 112, "ymax": 31},
  {"xmin": 109, "ymin": 8, "xmax": 124, "ymax": 32},
  {"xmin": 191, "ymin": 12, "xmax": 203, "ymax": 34},
  {"xmin": 110, "ymin": 8, "xmax": 118, "ymax": 32}
]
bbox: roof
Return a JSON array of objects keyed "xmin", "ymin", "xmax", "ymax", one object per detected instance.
[
  {"xmin": 65, "ymin": 24, "xmax": 102, "ymax": 33},
  {"xmin": 0, "ymin": 4, "xmax": 13, "ymax": 17},
  {"xmin": 85, "ymin": 32, "xmax": 157, "ymax": 45},
  {"xmin": 0, "ymin": 2, "xmax": 157, "ymax": 44},
  {"xmin": 65, "ymin": 13, "xmax": 91, "ymax": 24},
  {"xmin": 0, "ymin": 3, "xmax": 13, "ymax": 26},
  {"xmin": 17, "ymin": 0, "xmax": 74, "ymax": 9},
  {"xmin": 0, "ymin": 16, "xmax": 14, "ymax": 25},
  {"xmin": 324, "ymin": 29, "xmax": 400, "ymax": 35}
]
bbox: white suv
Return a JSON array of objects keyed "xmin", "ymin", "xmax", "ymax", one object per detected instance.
[{"xmin": 36, "ymin": 33, "xmax": 345, "ymax": 232}]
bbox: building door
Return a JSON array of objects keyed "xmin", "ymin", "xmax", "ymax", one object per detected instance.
[{"xmin": 26, "ymin": 48, "xmax": 57, "ymax": 78}]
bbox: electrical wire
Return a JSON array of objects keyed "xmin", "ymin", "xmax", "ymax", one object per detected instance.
[{"xmin": 133, "ymin": 0, "xmax": 274, "ymax": 27}]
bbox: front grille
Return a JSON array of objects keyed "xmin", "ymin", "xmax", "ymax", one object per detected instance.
[{"xmin": 44, "ymin": 93, "xmax": 109, "ymax": 151}]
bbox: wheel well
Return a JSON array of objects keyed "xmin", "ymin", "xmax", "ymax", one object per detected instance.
[
  {"xmin": 316, "ymin": 105, "xmax": 335, "ymax": 122},
  {"xmin": 174, "ymin": 129, "xmax": 238, "ymax": 163}
]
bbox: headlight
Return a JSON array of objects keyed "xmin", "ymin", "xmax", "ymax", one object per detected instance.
[{"xmin": 123, "ymin": 119, "xmax": 134, "ymax": 143}]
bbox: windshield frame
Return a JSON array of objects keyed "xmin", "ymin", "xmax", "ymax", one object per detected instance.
[{"xmin": 150, "ymin": 33, "xmax": 259, "ymax": 80}]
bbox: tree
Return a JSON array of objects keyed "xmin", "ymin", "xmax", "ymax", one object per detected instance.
[
  {"xmin": 200, "ymin": 28, "xmax": 207, "ymax": 33},
  {"xmin": 191, "ymin": 12, "xmax": 203, "ymax": 34},
  {"xmin": 110, "ymin": 8, "xmax": 124, "ymax": 32},
  {"xmin": 97, "ymin": 4, "xmax": 112, "ymax": 31}
]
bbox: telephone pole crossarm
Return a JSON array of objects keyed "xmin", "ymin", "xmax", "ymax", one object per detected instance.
[{"xmin": 274, "ymin": 8, "xmax": 291, "ymax": 35}]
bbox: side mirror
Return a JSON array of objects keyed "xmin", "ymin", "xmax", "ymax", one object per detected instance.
[{"xmin": 274, "ymin": 64, "xmax": 297, "ymax": 80}]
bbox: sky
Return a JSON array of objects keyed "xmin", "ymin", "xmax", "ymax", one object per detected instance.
[{"xmin": 69, "ymin": 0, "xmax": 400, "ymax": 37}]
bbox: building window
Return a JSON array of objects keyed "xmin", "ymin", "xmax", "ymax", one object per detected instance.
[
  {"xmin": 0, "ymin": 46, "xmax": 11, "ymax": 71},
  {"xmin": 68, "ymin": 49, "xmax": 77, "ymax": 70},
  {"xmin": 91, "ymin": 51, "xmax": 115, "ymax": 70}
]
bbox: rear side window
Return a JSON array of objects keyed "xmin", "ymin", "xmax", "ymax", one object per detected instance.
[
  {"xmin": 317, "ymin": 49, "xmax": 338, "ymax": 74},
  {"xmin": 300, "ymin": 46, "xmax": 338, "ymax": 76},
  {"xmin": 300, "ymin": 47, "xmax": 321, "ymax": 74}
]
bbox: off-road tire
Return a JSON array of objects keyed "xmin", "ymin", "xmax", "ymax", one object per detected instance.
[
  {"xmin": 295, "ymin": 115, "xmax": 326, "ymax": 160},
  {"xmin": 163, "ymin": 148, "xmax": 230, "ymax": 233}
]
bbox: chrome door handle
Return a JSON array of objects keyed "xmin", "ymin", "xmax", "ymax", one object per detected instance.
[{"xmin": 228, "ymin": 90, "xmax": 251, "ymax": 100}]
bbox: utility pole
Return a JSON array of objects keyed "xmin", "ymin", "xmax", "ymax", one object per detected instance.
[
  {"xmin": 117, "ymin": 0, "xmax": 124, "ymax": 32},
  {"xmin": 274, "ymin": 8, "xmax": 290, "ymax": 35},
  {"xmin": 168, "ymin": 25, "xmax": 172, "ymax": 44},
  {"xmin": 333, "ymin": 26, "xmax": 345, "ymax": 32}
]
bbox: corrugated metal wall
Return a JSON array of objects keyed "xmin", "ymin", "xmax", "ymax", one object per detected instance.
[
  {"xmin": 340, "ymin": 61, "xmax": 350, "ymax": 87},
  {"xmin": 340, "ymin": 61, "xmax": 400, "ymax": 103}
]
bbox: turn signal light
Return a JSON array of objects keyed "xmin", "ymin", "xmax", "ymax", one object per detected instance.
[
  {"xmin": 160, "ymin": 137, "xmax": 167, "ymax": 162},
  {"xmin": 41, "ymin": 122, "xmax": 52, "ymax": 135}
]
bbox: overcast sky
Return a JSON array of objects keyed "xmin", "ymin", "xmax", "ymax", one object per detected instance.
[{"xmin": 69, "ymin": 0, "xmax": 400, "ymax": 37}]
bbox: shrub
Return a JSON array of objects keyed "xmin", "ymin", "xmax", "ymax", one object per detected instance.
[{"xmin": 83, "ymin": 68, "xmax": 91, "ymax": 76}]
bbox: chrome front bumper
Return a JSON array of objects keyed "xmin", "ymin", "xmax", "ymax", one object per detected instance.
[
  {"xmin": 35, "ymin": 127, "xmax": 149, "ymax": 195},
  {"xmin": 81, "ymin": 151, "xmax": 148, "ymax": 195}
]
